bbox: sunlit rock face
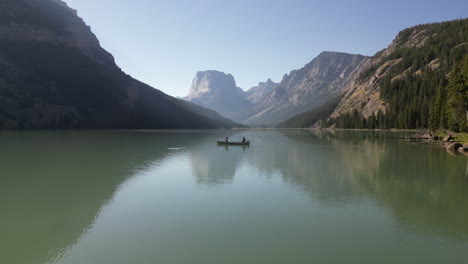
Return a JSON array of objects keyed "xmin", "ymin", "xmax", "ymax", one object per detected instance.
[
  {"xmin": 331, "ymin": 24, "xmax": 449, "ymax": 119},
  {"xmin": 185, "ymin": 52, "xmax": 367, "ymax": 126},
  {"xmin": 186, "ymin": 70, "xmax": 255, "ymax": 122},
  {"xmin": 243, "ymin": 52, "xmax": 368, "ymax": 125}
]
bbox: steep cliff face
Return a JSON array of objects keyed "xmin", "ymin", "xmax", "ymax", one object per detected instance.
[
  {"xmin": 185, "ymin": 52, "xmax": 367, "ymax": 126},
  {"xmin": 186, "ymin": 70, "xmax": 254, "ymax": 122},
  {"xmin": 331, "ymin": 58, "xmax": 394, "ymax": 119},
  {"xmin": 245, "ymin": 79, "xmax": 278, "ymax": 104},
  {"xmin": 0, "ymin": 0, "xmax": 238, "ymax": 129},
  {"xmin": 187, "ymin": 71, "xmax": 240, "ymax": 100},
  {"xmin": 244, "ymin": 52, "xmax": 368, "ymax": 125},
  {"xmin": 330, "ymin": 30, "xmax": 429, "ymax": 119}
]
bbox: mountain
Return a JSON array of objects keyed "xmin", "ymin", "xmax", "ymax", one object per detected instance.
[
  {"xmin": 185, "ymin": 70, "xmax": 254, "ymax": 122},
  {"xmin": 185, "ymin": 52, "xmax": 367, "ymax": 126},
  {"xmin": 277, "ymin": 96, "xmax": 342, "ymax": 128},
  {"xmin": 0, "ymin": 0, "xmax": 238, "ymax": 129},
  {"xmin": 245, "ymin": 78, "xmax": 278, "ymax": 104},
  {"xmin": 243, "ymin": 52, "xmax": 368, "ymax": 125},
  {"xmin": 328, "ymin": 18, "xmax": 468, "ymax": 131}
]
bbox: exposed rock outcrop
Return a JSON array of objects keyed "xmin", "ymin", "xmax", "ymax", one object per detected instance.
[
  {"xmin": 185, "ymin": 52, "xmax": 367, "ymax": 126},
  {"xmin": 331, "ymin": 20, "xmax": 466, "ymax": 120},
  {"xmin": 245, "ymin": 78, "xmax": 278, "ymax": 104},
  {"xmin": 244, "ymin": 52, "xmax": 368, "ymax": 125},
  {"xmin": 443, "ymin": 135, "xmax": 454, "ymax": 142},
  {"xmin": 185, "ymin": 70, "xmax": 254, "ymax": 122},
  {"xmin": 447, "ymin": 142, "xmax": 463, "ymax": 152}
]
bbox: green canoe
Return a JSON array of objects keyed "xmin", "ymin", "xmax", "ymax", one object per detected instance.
[{"xmin": 217, "ymin": 141, "xmax": 250, "ymax": 146}]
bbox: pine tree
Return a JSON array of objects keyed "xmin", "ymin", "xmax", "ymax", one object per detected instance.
[
  {"xmin": 446, "ymin": 65, "xmax": 467, "ymax": 132},
  {"xmin": 440, "ymin": 101, "xmax": 448, "ymax": 130},
  {"xmin": 429, "ymin": 81, "xmax": 445, "ymax": 131},
  {"xmin": 462, "ymin": 56, "xmax": 468, "ymax": 130}
]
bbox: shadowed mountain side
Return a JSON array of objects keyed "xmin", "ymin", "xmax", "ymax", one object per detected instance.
[
  {"xmin": 0, "ymin": 0, "xmax": 238, "ymax": 129},
  {"xmin": 0, "ymin": 131, "xmax": 213, "ymax": 264},
  {"xmin": 277, "ymin": 96, "xmax": 342, "ymax": 128}
]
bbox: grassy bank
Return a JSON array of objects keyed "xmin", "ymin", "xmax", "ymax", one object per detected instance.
[{"xmin": 435, "ymin": 131, "xmax": 468, "ymax": 144}]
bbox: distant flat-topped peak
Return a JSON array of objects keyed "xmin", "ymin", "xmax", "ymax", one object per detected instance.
[
  {"xmin": 195, "ymin": 70, "xmax": 232, "ymax": 77},
  {"xmin": 187, "ymin": 70, "xmax": 238, "ymax": 100},
  {"xmin": 185, "ymin": 70, "xmax": 253, "ymax": 122}
]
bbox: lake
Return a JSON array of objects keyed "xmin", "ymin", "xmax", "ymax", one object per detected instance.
[{"xmin": 1, "ymin": 130, "xmax": 468, "ymax": 264}]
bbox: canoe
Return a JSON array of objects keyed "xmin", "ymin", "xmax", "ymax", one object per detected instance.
[{"xmin": 217, "ymin": 141, "xmax": 250, "ymax": 146}]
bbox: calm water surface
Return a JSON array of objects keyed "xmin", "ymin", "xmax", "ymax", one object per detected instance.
[{"xmin": 2, "ymin": 130, "xmax": 468, "ymax": 264}]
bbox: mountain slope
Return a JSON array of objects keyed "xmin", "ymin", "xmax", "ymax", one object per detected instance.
[
  {"xmin": 245, "ymin": 79, "xmax": 278, "ymax": 104},
  {"xmin": 244, "ymin": 52, "xmax": 368, "ymax": 125},
  {"xmin": 330, "ymin": 18, "xmax": 468, "ymax": 131},
  {"xmin": 278, "ymin": 96, "xmax": 342, "ymax": 128},
  {"xmin": 0, "ymin": 0, "xmax": 238, "ymax": 129}
]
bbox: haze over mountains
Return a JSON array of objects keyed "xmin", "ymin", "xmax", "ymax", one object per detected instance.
[
  {"xmin": 186, "ymin": 52, "xmax": 368, "ymax": 125},
  {"xmin": 185, "ymin": 71, "xmax": 255, "ymax": 122},
  {"xmin": 0, "ymin": 0, "xmax": 466, "ymax": 130},
  {"xmin": 186, "ymin": 19, "xmax": 468, "ymax": 130},
  {"xmin": 0, "ymin": 0, "xmax": 238, "ymax": 129}
]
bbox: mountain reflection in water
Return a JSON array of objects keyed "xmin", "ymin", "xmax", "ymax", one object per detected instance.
[{"xmin": 1, "ymin": 130, "xmax": 467, "ymax": 264}]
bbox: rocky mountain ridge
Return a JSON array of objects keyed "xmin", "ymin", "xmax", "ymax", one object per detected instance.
[
  {"xmin": 244, "ymin": 52, "xmax": 368, "ymax": 125},
  {"xmin": 330, "ymin": 26, "xmax": 435, "ymax": 119},
  {"xmin": 332, "ymin": 18, "xmax": 468, "ymax": 123},
  {"xmin": 187, "ymin": 19, "xmax": 467, "ymax": 130},
  {"xmin": 279, "ymin": 18, "xmax": 468, "ymax": 130},
  {"xmin": 186, "ymin": 52, "xmax": 367, "ymax": 125},
  {"xmin": 245, "ymin": 78, "xmax": 277, "ymax": 104}
]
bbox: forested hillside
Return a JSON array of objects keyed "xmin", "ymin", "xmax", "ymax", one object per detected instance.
[
  {"xmin": 278, "ymin": 96, "xmax": 342, "ymax": 128},
  {"xmin": 328, "ymin": 19, "xmax": 468, "ymax": 132}
]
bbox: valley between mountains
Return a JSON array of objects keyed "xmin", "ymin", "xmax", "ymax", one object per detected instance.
[
  {"xmin": 0, "ymin": 0, "xmax": 466, "ymax": 131},
  {"xmin": 185, "ymin": 19, "xmax": 468, "ymax": 131}
]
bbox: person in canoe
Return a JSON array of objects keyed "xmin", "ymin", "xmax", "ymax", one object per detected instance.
[
  {"xmin": 225, "ymin": 137, "xmax": 229, "ymax": 143},
  {"xmin": 242, "ymin": 137, "xmax": 246, "ymax": 143}
]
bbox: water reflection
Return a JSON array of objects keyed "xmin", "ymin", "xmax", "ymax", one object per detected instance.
[
  {"xmin": 186, "ymin": 130, "xmax": 468, "ymax": 239},
  {"xmin": 262, "ymin": 130, "xmax": 468, "ymax": 239},
  {"xmin": 189, "ymin": 137, "xmax": 248, "ymax": 187},
  {"xmin": 2, "ymin": 130, "xmax": 467, "ymax": 264},
  {"xmin": 321, "ymin": 131, "xmax": 468, "ymax": 239},
  {"xmin": 0, "ymin": 131, "xmax": 212, "ymax": 264}
]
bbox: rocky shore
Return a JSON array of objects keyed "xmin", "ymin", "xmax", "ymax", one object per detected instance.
[{"xmin": 412, "ymin": 133, "xmax": 468, "ymax": 156}]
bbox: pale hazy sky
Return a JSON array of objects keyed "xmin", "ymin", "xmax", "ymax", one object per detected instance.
[{"xmin": 63, "ymin": 0, "xmax": 467, "ymax": 97}]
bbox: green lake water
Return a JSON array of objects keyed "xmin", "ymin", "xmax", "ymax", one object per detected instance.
[{"xmin": 1, "ymin": 130, "xmax": 468, "ymax": 264}]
